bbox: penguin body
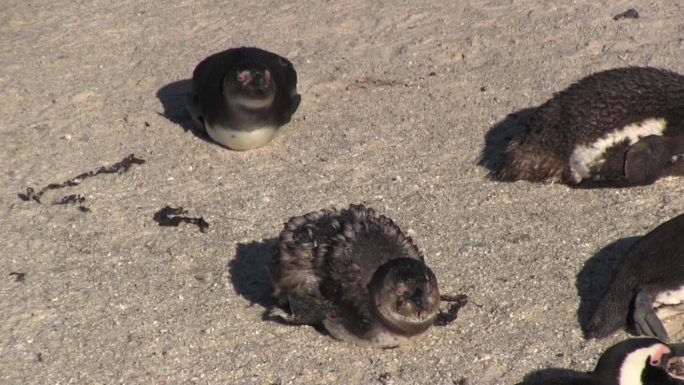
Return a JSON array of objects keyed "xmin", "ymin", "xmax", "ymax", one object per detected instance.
[
  {"xmin": 497, "ymin": 67, "xmax": 684, "ymax": 187},
  {"xmin": 187, "ymin": 46, "xmax": 301, "ymax": 150},
  {"xmin": 587, "ymin": 214, "xmax": 684, "ymax": 341},
  {"xmin": 271, "ymin": 204, "xmax": 443, "ymax": 348},
  {"xmin": 518, "ymin": 338, "xmax": 684, "ymax": 385}
]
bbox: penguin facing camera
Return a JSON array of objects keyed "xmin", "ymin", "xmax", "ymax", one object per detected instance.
[
  {"xmin": 497, "ymin": 67, "xmax": 684, "ymax": 187},
  {"xmin": 270, "ymin": 204, "xmax": 467, "ymax": 348},
  {"xmin": 187, "ymin": 46, "xmax": 301, "ymax": 150}
]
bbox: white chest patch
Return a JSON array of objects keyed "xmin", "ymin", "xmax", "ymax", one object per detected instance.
[
  {"xmin": 568, "ymin": 117, "xmax": 668, "ymax": 182},
  {"xmin": 205, "ymin": 125, "xmax": 277, "ymax": 151},
  {"xmin": 654, "ymin": 285, "xmax": 684, "ymax": 339},
  {"xmin": 619, "ymin": 343, "xmax": 670, "ymax": 385}
]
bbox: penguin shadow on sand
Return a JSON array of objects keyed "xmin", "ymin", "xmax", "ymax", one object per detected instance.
[
  {"xmin": 478, "ymin": 107, "xmax": 537, "ymax": 173},
  {"xmin": 575, "ymin": 236, "xmax": 641, "ymax": 334},
  {"xmin": 155, "ymin": 80, "xmax": 213, "ymax": 144},
  {"xmin": 228, "ymin": 238, "xmax": 279, "ymax": 318}
]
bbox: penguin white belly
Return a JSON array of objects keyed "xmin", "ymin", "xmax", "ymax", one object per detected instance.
[
  {"xmin": 568, "ymin": 117, "xmax": 667, "ymax": 182},
  {"xmin": 655, "ymin": 285, "xmax": 684, "ymax": 340},
  {"xmin": 205, "ymin": 124, "xmax": 278, "ymax": 151}
]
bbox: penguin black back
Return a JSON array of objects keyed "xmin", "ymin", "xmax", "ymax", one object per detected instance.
[
  {"xmin": 587, "ymin": 214, "xmax": 684, "ymax": 341},
  {"xmin": 497, "ymin": 67, "xmax": 684, "ymax": 186}
]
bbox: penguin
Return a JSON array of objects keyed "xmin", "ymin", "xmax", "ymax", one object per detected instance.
[
  {"xmin": 270, "ymin": 204, "xmax": 466, "ymax": 348},
  {"xmin": 496, "ymin": 67, "xmax": 684, "ymax": 187},
  {"xmin": 186, "ymin": 46, "xmax": 301, "ymax": 150},
  {"xmin": 517, "ymin": 338, "xmax": 684, "ymax": 385},
  {"xmin": 586, "ymin": 214, "xmax": 684, "ymax": 342}
]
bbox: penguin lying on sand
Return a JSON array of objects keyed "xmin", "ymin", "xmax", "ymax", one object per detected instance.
[
  {"xmin": 587, "ymin": 214, "xmax": 684, "ymax": 342},
  {"xmin": 270, "ymin": 204, "xmax": 467, "ymax": 348},
  {"xmin": 497, "ymin": 67, "xmax": 684, "ymax": 187},
  {"xmin": 518, "ymin": 338, "xmax": 684, "ymax": 385},
  {"xmin": 187, "ymin": 46, "xmax": 301, "ymax": 150}
]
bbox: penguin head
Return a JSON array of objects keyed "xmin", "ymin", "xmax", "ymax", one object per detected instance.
[
  {"xmin": 593, "ymin": 338, "xmax": 684, "ymax": 385},
  {"xmin": 369, "ymin": 258, "xmax": 440, "ymax": 335},
  {"xmin": 223, "ymin": 62, "xmax": 277, "ymax": 109}
]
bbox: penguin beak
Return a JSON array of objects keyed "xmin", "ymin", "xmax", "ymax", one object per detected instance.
[
  {"xmin": 249, "ymin": 70, "xmax": 271, "ymax": 90},
  {"xmin": 411, "ymin": 290, "xmax": 431, "ymax": 314}
]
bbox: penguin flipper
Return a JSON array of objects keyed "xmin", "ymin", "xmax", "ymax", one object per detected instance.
[
  {"xmin": 289, "ymin": 94, "xmax": 302, "ymax": 117},
  {"xmin": 633, "ymin": 290, "xmax": 669, "ymax": 341},
  {"xmin": 185, "ymin": 92, "xmax": 206, "ymax": 131},
  {"xmin": 624, "ymin": 135, "xmax": 670, "ymax": 186}
]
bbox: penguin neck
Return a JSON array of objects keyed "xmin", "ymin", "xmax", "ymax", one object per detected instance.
[
  {"xmin": 371, "ymin": 303, "xmax": 434, "ymax": 336},
  {"xmin": 225, "ymin": 97, "xmax": 274, "ymax": 123}
]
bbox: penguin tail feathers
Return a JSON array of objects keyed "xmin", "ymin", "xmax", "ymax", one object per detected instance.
[{"xmin": 495, "ymin": 140, "xmax": 566, "ymax": 183}]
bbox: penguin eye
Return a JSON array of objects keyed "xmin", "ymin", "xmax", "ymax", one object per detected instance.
[{"xmin": 278, "ymin": 58, "xmax": 289, "ymax": 67}]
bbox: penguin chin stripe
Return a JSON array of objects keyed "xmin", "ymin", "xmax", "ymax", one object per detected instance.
[{"xmin": 618, "ymin": 344, "xmax": 669, "ymax": 385}]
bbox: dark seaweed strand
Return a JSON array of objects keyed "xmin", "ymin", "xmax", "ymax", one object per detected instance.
[
  {"xmin": 54, "ymin": 194, "xmax": 86, "ymax": 205},
  {"xmin": 153, "ymin": 206, "xmax": 209, "ymax": 233},
  {"xmin": 434, "ymin": 294, "xmax": 468, "ymax": 326},
  {"xmin": 9, "ymin": 272, "xmax": 26, "ymax": 283},
  {"xmin": 53, "ymin": 194, "xmax": 91, "ymax": 212},
  {"xmin": 18, "ymin": 154, "xmax": 145, "ymax": 203}
]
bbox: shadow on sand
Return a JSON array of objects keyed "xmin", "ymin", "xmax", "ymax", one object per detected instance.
[
  {"xmin": 228, "ymin": 238, "xmax": 279, "ymax": 317},
  {"xmin": 478, "ymin": 107, "xmax": 537, "ymax": 175},
  {"xmin": 575, "ymin": 236, "xmax": 640, "ymax": 335},
  {"xmin": 155, "ymin": 79, "xmax": 212, "ymax": 143}
]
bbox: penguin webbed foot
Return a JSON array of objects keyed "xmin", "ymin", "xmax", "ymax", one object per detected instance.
[
  {"xmin": 624, "ymin": 135, "xmax": 671, "ymax": 186},
  {"xmin": 632, "ymin": 291, "xmax": 669, "ymax": 341},
  {"xmin": 434, "ymin": 294, "xmax": 468, "ymax": 326}
]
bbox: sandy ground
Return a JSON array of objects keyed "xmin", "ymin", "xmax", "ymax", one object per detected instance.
[{"xmin": 2, "ymin": 1, "xmax": 684, "ymax": 384}]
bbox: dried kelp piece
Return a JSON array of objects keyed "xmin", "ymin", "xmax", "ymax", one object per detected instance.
[
  {"xmin": 18, "ymin": 154, "xmax": 145, "ymax": 203},
  {"xmin": 434, "ymin": 293, "xmax": 468, "ymax": 326},
  {"xmin": 345, "ymin": 77, "xmax": 408, "ymax": 91},
  {"xmin": 9, "ymin": 272, "xmax": 26, "ymax": 282},
  {"xmin": 613, "ymin": 8, "xmax": 639, "ymax": 20},
  {"xmin": 54, "ymin": 194, "xmax": 86, "ymax": 205},
  {"xmin": 53, "ymin": 194, "xmax": 90, "ymax": 212},
  {"xmin": 153, "ymin": 206, "xmax": 209, "ymax": 233}
]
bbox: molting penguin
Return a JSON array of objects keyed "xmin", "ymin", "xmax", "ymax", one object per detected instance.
[
  {"xmin": 270, "ymin": 204, "xmax": 467, "ymax": 348},
  {"xmin": 187, "ymin": 46, "xmax": 301, "ymax": 150},
  {"xmin": 587, "ymin": 214, "xmax": 684, "ymax": 342},
  {"xmin": 517, "ymin": 338, "xmax": 684, "ymax": 385},
  {"xmin": 497, "ymin": 67, "xmax": 684, "ymax": 187}
]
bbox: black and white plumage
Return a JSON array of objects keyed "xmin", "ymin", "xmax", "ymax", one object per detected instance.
[
  {"xmin": 497, "ymin": 67, "xmax": 684, "ymax": 187},
  {"xmin": 518, "ymin": 338, "xmax": 684, "ymax": 385},
  {"xmin": 587, "ymin": 214, "xmax": 684, "ymax": 342},
  {"xmin": 270, "ymin": 204, "xmax": 464, "ymax": 348},
  {"xmin": 187, "ymin": 46, "xmax": 300, "ymax": 150}
]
